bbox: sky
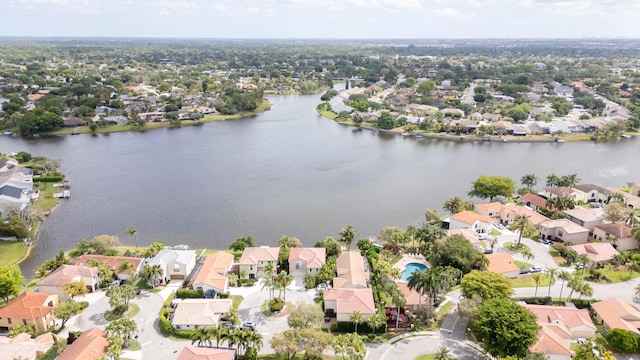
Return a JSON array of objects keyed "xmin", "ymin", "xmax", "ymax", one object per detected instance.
[{"xmin": 1, "ymin": 0, "xmax": 640, "ymax": 39}]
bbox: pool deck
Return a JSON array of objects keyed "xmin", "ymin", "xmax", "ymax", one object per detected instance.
[{"xmin": 394, "ymin": 253, "xmax": 431, "ymax": 272}]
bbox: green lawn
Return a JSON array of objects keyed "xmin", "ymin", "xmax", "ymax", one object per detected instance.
[
  {"xmin": 231, "ymin": 295, "xmax": 244, "ymax": 309},
  {"xmin": 0, "ymin": 240, "xmax": 29, "ymax": 266},
  {"xmin": 515, "ymin": 260, "xmax": 532, "ymax": 268},
  {"xmin": 415, "ymin": 355, "xmax": 436, "ymax": 360},
  {"xmin": 32, "ymin": 184, "xmax": 60, "ymax": 212},
  {"xmin": 504, "ymin": 242, "xmax": 531, "ymax": 254},
  {"xmin": 104, "ymin": 303, "xmax": 140, "ymax": 321},
  {"xmin": 511, "ymin": 273, "xmax": 555, "ymax": 288},
  {"xmin": 436, "ymin": 301, "xmax": 455, "ymax": 318},
  {"xmin": 597, "ymin": 268, "xmax": 640, "ymax": 283}
]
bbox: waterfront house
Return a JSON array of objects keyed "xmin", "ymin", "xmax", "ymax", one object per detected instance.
[
  {"xmin": 147, "ymin": 250, "xmax": 197, "ymax": 282},
  {"xmin": 539, "ymin": 219, "xmax": 589, "ymax": 244},
  {"xmin": 177, "ymin": 347, "xmax": 237, "ymax": 360},
  {"xmin": 593, "ymin": 223, "xmax": 636, "ymax": 251},
  {"xmin": 57, "ymin": 328, "xmax": 108, "ymax": 360},
  {"xmin": 567, "ymin": 242, "xmax": 619, "ymax": 264},
  {"xmin": 75, "ymin": 254, "xmax": 144, "ymax": 280},
  {"xmin": 571, "ymin": 184, "xmax": 610, "ymax": 204},
  {"xmin": 333, "ymin": 252, "xmax": 369, "ymax": 289},
  {"xmin": 605, "ymin": 187, "xmax": 640, "ymax": 210},
  {"xmin": 323, "ymin": 288, "xmax": 375, "ymax": 322},
  {"xmin": 36, "ymin": 265, "xmax": 100, "ymax": 301},
  {"xmin": 237, "ymin": 246, "xmax": 279, "ymax": 279},
  {"xmin": 562, "ymin": 208, "xmax": 603, "ymax": 234},
  {"xmin": 0, "ymin": 158, "xmax": 33, "ymax": 191},
  {"xmin": 0, "ymin": 292, "xmax": 58, "ymax": 333},
  {"xmin": 482, "ymin": 253, "xmax": 520, "ymax": 278},
  {"xmin": 520, "ymin": 193, "xmax": 547, "ymax": 211},
  {"xmin": 503, "ymin": 204, "xmax": 549, "ymax": 229},
  {"xmin": 446, "ymin": 229, "xmax": 481, "ymax": 249},
  {"xmin": 288, "ymin": 247, "xmax": 326, "ymax": 277},
  {"xmin": 541, "ymin": 187, "xmax": 576, "ymax": 200},
  {"xmin": 591, "ymin": 298, "xmax": 640, "ymax": 334},
  {"xmin": 442, "ymin": 210, "xmax": 493, "ymax": 236},
  {"xmin": 0, "ymin": 185, "xmax": 30, "ymax": 209},
  {"xmin": 473, "ymin": 202, "xmax": 505, "ymax": 221},
  {"xmin": 0, "ymin": 332, "xmax": 59, "ymax": 360},
  {"xmin": 171, "ymin": 299, "xmax": 232, "ymax": 330},
  {"xmin": 189, "ymin": 251, "xmax": 234, "ymax": 296}
]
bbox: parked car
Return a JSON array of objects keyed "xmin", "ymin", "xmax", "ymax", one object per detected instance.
[
  {"xmin": 242, "ymin": 322, "xmax": 257, "ymax": 330},
  {"xmin": 317, "ymin": 283, "xmax": 332, "ymax": 291},
  {"xmin": 483, "ymin": 248, "xmax": 493, "ymax": 254},
  {"xmin": 135, "ymin": 288, "xmax": 141, "ymax": 295},
  {"xmin": 111, "ymin": 280, "xmax": 120, "ymax": 287},
  {"xmin": 529, "ymin": 266, "xmax": 543, "ymax": 273},
  {"xmin": 519, "ymin": 268, "xmax": 530, "ymax": 275},
  {"xmin": 575, "ymin": 262, "xmax": 585, "ymax": 270},
  {"xmin": 542, "ymin": 239, "xmax": 553, "ymax": 245},
  {"xmin": 493, "ymin": 222, "xmax": 505, "ymax": 230},
  {"xmin": 478, "ymin": 232, "xmax": 488, "ymax": 240}
]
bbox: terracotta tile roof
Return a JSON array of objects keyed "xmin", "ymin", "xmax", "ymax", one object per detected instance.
[
  {"xmin": 450, "ymin": 210, "xmax": 492, "ymax": 225},
  {"xmin": 288, "ymin": 247, "xmax": 326, "ymax": 269},
  {"xmin": 57, "ymin": 328, "xmax": 109, "ymax": 360},
  {"xmin": 605, "ymin": 187, "xmax": 640, "ymax": 207},
  {"xmin": 0, "ymin": 292, "xmax": 56, "ymax": 320},
  {"xmin": 238, "ymin": 247, "xmax": 279, "ymax": 265},
  {"xmin": 36, "ymin": 265, "xmax": 98, "ymax": 287},
  {"xmin": 530, "ymin": 324, "xmax": 573, "ymax": 356},
  {"xmin": 484, "ymin": 253, "xmax": 519, "ymax": 275},
  {"xmin": 177, "ymin": 346, "xmax": 236, "ymax": 360},
  {"xmin": 171, "ymin": 299, "xmax": 232, "ymax": 327},
  {"xmin": 0, "ymin": 332, "xmax": 59, "ymax": 360},
  {"xmin": 75, "ymin": 254, "xmax": 143, "ymax": 274},
  {"xmin": 540, "ymin": 219, "xmax": 589, "ymax": 234},
  {"xmin": 595, "ymin": 222, "xmax": 632, "ymax": 239},
  {"xmin": 397, "ymin": 281, "xmax": 429, "ymax": 307},
  {"xmin": 190, "ymin": 251, "xmax": 234, "ymax": 290},
  {"xmin": 446, "ymin": 229, "xmax": 480, "ymax": 247},
  {"xmin": 563, "ymin": 208, "xmax": 602, "ymax": 223},
  {"xmin": 568, "ymin": 242, "xmax": 619, "ymax": 263},
  {"xmin": 27, "ymin": 94, "xmax": 44, "ymax": 101},
  {"xmin": 334, "ymin": 252, "xmax": 367, "ymax": 289},
  {"xmin": 323, "ymin": 288, "xmax": 376, "ymax": 315},
  {"xmin": 522, "ymin": 304, "xmax": 596, "ymax": 331},
  {"xmin": 504, "ymin": 204, "xmax": 549, "ymax": 226},
  {"xmin": 592, "ymin": 298, "xmax": 640, "ymax": 334},
  {"xmin": 474, "ymin": 202, "xmax": 505, "ymax": 216},
  {"xmin": 545, "ymin": 187, "xmax": 574, "ymax": 198}
]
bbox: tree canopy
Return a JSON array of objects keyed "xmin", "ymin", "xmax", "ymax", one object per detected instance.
[
  {"xmin": 468, "ymin": 175, "xmax": 515, "ymax": 202},
  {"xmin": 460, "ymin": 270, "xmax": 513, "ymax": 300},
  {"xmin": 0, "ymin": 265, "xmax": 24, "ymax": 303}
]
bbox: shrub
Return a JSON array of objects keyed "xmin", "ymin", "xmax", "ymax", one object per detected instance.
[
  {"xmin": 218, "ymin": 292, "xmax": 230, "ymax": 299},
  {"xmin": 176, "ymin": 289, "xmax": 204, "ymax": 299},
  {"xmin": 606, "ymin": 329, "xmax": 639, "ymax": 353},
  {"xmin": 269, "ymin": 297, "xmax": 285, "ymax": 312},
  {"xmin": 33, "ymin": 176, "xmax": 64, "ymax": 182}
]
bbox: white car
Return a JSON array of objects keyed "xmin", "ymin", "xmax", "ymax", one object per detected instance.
[{"xmin": 478, "ymin": 232, "xmax": 488, "ymax": 240}]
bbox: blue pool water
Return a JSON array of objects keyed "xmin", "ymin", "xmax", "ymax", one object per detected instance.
[{"xmin": 401, "ymin": 262, "xmax": 428, "ymax": 281}]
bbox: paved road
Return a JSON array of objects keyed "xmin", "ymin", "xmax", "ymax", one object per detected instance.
[{"xmin": 366, "ymin": 331, "xmax": 488, "ymax": 360}]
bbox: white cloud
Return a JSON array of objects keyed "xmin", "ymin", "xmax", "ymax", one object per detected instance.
[
  {"xmin": 383, "ymin": 0, "xmax": 422, "ymax": 8},
  {"xmin": 518, "ymin": 0, "xmax": 640, "ymax": 15},
  {"xmin": 431, "ymin": 7, "xmax": 462, "ymax": 17}
]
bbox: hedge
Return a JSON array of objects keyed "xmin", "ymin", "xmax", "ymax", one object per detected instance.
[
  {"xmin": 331, "ymin": 321, "xmax": 384, "ymax": 334},
  {"xmin": 514, "ymin": 297, "xmax": 598, "ymax": 309},
  {"xmin": 176, "ymin": 289, "xmax": 204, "ymax": 299},
  {"xmin": 34, "ymin": 176, "xmax": 64, "ymax": 183}
]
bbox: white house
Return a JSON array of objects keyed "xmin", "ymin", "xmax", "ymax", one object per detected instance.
[{"xmin": 147, "ymin": 250, "xmax": 197, "ymax": 282}]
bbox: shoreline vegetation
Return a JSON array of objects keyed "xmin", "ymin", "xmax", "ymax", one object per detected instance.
[
  {"xmin": 316, "ymin": 104, "xmax": 637, "ymax": 143},
  {"xmin": 41, "ymin": 100, "xmax": 272, "ymax": 136}
]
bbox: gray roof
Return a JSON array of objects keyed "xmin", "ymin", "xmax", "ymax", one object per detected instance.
[{"xmin": 0, "ymin": 185, "xmax": 23, "ymax": 199}]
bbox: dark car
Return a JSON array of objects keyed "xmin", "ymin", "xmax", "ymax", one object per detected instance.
[
  {"xmin": 519, "ymin": 268, "xmax": 530, "ymax": 275},
  {"xmin": 135, "ymin": 288, "xmax": 141, "ymax": 295},
  {"xmin": 483, "ymin": 248, "xmax": 493, "ymax": 254}
]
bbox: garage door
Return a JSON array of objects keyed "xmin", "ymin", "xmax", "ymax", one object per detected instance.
[{"xmin": 170, "ymin": 274, "xmax": 185, "ymax": 280}]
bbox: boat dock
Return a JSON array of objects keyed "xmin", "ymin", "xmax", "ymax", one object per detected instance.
[{"xmin": 53, "ymin": 190, "xmax": 71, "ymax": 198}]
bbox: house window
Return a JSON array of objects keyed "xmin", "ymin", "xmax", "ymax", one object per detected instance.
[
  {"xmin": 48, "ymin": 301, "xmax": 53, "ymax": 307},
  {"xmin": 7, "ymin": 318, "xmax": 11, "ymax": 324},
  {"xmin": 558, "ymin": 231, "xmax": 563, "ymax": 238},
  {"xmin": 176, "ymin": 325, "xmax": 181, "ymax": 330},
  {"xmin": 250, "ymin": 265, "xmax": 253, "ymax": 271},
  {"xmin": 23, "ymin": 320, "xmax": 27, "ymax": 325},
  {"xmin": 296, "ymin": 263, "xmax": 301, "ymax": 270},
  {"xmin": 173, "ymin": 264, "xmax": 180, "ymax": 273}
]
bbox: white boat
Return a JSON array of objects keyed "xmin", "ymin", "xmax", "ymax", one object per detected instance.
[{"xmin": 53, "ymin": 190, "xmax": 71, "ymax": 199}]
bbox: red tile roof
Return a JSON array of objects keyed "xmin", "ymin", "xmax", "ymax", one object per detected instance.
[
  {"xmin": 75, "ymin": 254, "xmax": 143, "ymax": 274},
  {"xmin": 57, "ymin": 328, "xmax": 108, "ymax": 360},
  {"xmin": 592, "ymin": 298, "xmax": 640, "ymax": 334},
  {"xmin": 323, "ymin": 288, "xmax": 376, "ymax": 315},
  {"xmin": 450, "ymin": 210, "xmax": 492, "ymax": 225},
  {"xmin": 177, "ymin": 346, "xmax": 236, "ymax": 360},
  {"xmin": 0, "ymin": 292, "xmax": 56, "ymax": 320},
  {"xmin": 190, "ymin": 251, "xmax": 234, "ymax": 290},
  {"xmin": 288, "ymin": 247, "xmax": 326, "ymax": 269},
  {"xmin": 520, "ymin": 193, "xmax": 548, "ymax": 208}
]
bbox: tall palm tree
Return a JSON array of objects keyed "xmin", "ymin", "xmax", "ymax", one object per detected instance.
[
  {"xmin": 351, "ymin": 311, "xmax": 363, "ymax": 333},
  {"xmin": 520, "ymin": 174, "xmax": 538, "ymax": 190},
  {"xmin": 532, "ymin": 273, "xmax": 544, "ymax": 297},
  {"xmin": 262, "ymin": 262, "xmax": 275, "ymax": 301},
  {"xmin": 632, "ymin": 225, "xmax": 640, "ymax": 249},
  {"xmin": 245, "ymin": 330, "xmax": 263, "ymax": 353},
  {"xmin": 338, "ymin": 225, "xmax": 356, "ymax": 250},
  {"xmin": 212, "ymin": 324, "xmax": 229, "ymax": 347},
  {"xmin": 442, "ymin": 196, "xmax": 470, "ymax": 215},
  {"xmin": 275, "ymin": 271, "xmax": 293, "ymax": 301},
  {"xmin": 148, "ymin": 264, "xmax": 164, "ymax": 288},
  {"xmin": 125, "ymin": 226, "xmax": 139, "ymax": 251},
  {"xmin": 190, "ymin": 327, "xmax": 212, "ymax": 347},
  {"xmin": 367, "ymin": 311, "xmax": 385, "ymax": 334},
  {"xmin": 546, "ymin": 173, "xmax": 560, "ymax": 188},
  {"xmin": 389, "ymin": 285, "xmax": 406, "ymax": 329},
  {"xmin": 545, "ymin": 268, "xmax": 557, "ymax": 298},
  {"xmin": 557, "ymin": 271, "xmax": 572, "ymax": 301},
  {"xmin": 509, "ymin": 215, "xmax": 530, "ymax": 246},
  {"xmin": 118, "ymin": 260, "xmax": 135, "ymax": 277}
]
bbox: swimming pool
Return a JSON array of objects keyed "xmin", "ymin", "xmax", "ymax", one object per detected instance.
[{"xmin": 401, "ymin": 262, "xmax": 428, "ymax": 281}]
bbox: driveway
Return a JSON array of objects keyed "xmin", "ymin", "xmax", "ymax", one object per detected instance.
[
  {"xmin": 366, "ymin": 332, "xmax": 488, "ymax": 360},
  {"xmin": 493, "ymin": 230, "xmax": 558, "ymax": 270}
]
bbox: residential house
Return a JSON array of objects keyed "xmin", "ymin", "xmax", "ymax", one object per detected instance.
[
  {"xmin": 473, "ymin": 202, "xmax": 504, "ymax": 221},
  {"xmin": 333, "ymin": 252, "xmax": 369, "ymax": 289},
  {"xmin": 237, "ymin": 247, "xmax": 279, "ymax": 279},
  {"xmin": 57, "ymin": 327, "xmax": 109, "ymax": 360},
  {"xmin": 483, "ymin": 253, "xmax": 520, "ymax": 278},
  {"xmin": 0, "ymin": 292, "xmax": 58, "ymax": 333},
  {"xmin": 323, "ymin": 288, "xmax": 376, "ymax": 322},
  {"xmin": 189, "ymin": 251, "xmax": 234, "ymax": 296},
  {"xmin": 147, "ymin": 250, "xmax": 197, "ymax": 282},
  {"xmin": 542, "ymin": 187, "xmax": 575, "ymax": 200},
  {"xmin": 171, "ymin": 299, "xmax": 232, "ymax": 330},
  {"xmin": 177, "ymin": 346, "xmax": 237, "ymax": 360},
  {"xmin": 288, "ymin": 247, "xmax": 326, "ymax": 277},
  {"xmin": 75, "ymin": 254, "xmax": 144, "ymax": 280},
  {"xmin": 0, "ymin": 158, "xmax": 33, "ymax": 190},
  {"xmin": 529, "ymin": 324, "xmax": 574, "ymax": 360},
  {"xmin": 0, "ymin": 185, "xmax": 30, "ymax": 208},
  {"xmin": 572, "ymin": 184, "xmax": 610, "ymax": 204},
  {"xmin": 36, "ymin": 265, "xmax": 100, "ymax": 301},
  {"xmin": 520, "ymin": 193, "xmax": 548, "ymax": 211},
  {"xmin": 539, "ymin": 219, "xmax": 589, "ymax": 244},
  {"xmin": 446, "ymin": 229, "xmax": 481, "ymax": 249},
  {"xmin": 593, "ymin": 223, "xmax": 636, "ymax": 251},
  {"xmin": 396, "ymin": 281, "xmax": 429, "ymax": 311},
  {"xmin": 605, "ymin": 187, "xmax": 640, "ymax": 210},
  {"xmin": 633, "ymin": 183, "xmax": 640, "ymax": 197},
  {"xmin": 567, "ymin": 243, "xmax": 619, "ymax": 264},
  {"xmin": 562, "ymin": 208, "xmax": 603, "ymax": 234},
  {"xmin": 442, "ymin": 210, "xmax": 493, "ymax": 236},
  {"xmin": 503, "ymin": 204, "xmax": 550, "ymax": 229},
  {"xmin": 0, "ymin": 332, "xmax": 59, "ymax": 360},
  {"xmin": 523, "ymin": 304, "xmax": 596, "ymax": 339},
  {"xmin": 591, "ymin": 298, "xmax": 640, "ymax": 334}
]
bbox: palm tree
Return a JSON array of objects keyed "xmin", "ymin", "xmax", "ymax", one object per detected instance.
[
  {"xmin": 634, "ymin": 284, "xmax": 640, "ymax": 300},
  {"xmin": 520, "ymin": 174, "xmax": 538, "ymax": 190},
  {"xmin": 149, "ymin": 264, "xmax": 164, "ymax": 287},
  {"xmin": 632, "ymin": 225, "xmax": 640, "ymax": 248},
  {"xmin": 338, "ymin": 225, "xmax": 356, "ymax": 250},
  {"xmin": 367, "ymin": 311, "xmax": 385, "ymax": 334},
  {"xmin": 561, "ymin": 174, "xmax": 581, "ymax": 187},
  {"xmin": 532, "ymin": 273, "xmax": 544, "ymax": 297},
  {"xmin": 118, "ymin": 260, "xmax": 135, "ymax": 277},
  {"xmin": 351, "ymin": 311, "xmax": 363, "ymax": 333},
  {"xmin": 212, "ymin": 324, "xmax": 229, "ymax": 347},
  {"xmin": 509, "ymin": 216, "xmax": 530, "ymax": 246},
  {"xmin": 275, "ymin": 271, "xmax": 293, "ymax": 301},
  {"xmin": 545, "ymin": 268, "xmax": 557, "ymax": 298},
  {"xmin": 625, "ymin": 212, "xmax": 639, "ymax": 227},
  {"xmin": 546, "ymin": 173, "xmax": 560, "ymax": 188},
  {"xmin": 262, "ymin": 262, "xmax": 275, "ymax": 301},
  {"xmin": 434, "ymin": 346, "xmax": 455, "ymax": 360},
  {"xmin": 521, "ymin": 247, "xmax": 534, "ymax": 265},
  {"xmin": 389, "ymin": 285, "xmax": 406, "ymax": 329},
  {"xmin": 245, "ymin": 330, "xmax": 263, "ymax": 353},
  {"xmin": 191, "ymin": 327, "xmax": 212, "ymax": 347},
  {"xmin": 557, "ymin": 271, "xmax": 572, "ymax": 301},
  {"xmin": 228, "ymin": 273, "xmax": 238, "ymax": 287},
  {"xmin": 125, "ymin": 226, "xmax": 139, "ymax": 251},
  {"xmin": 424, "ymin": 208, "xmax": 441, "ymax": 225},
  {"xmin": 627, "ymin": 260, "xmax": 640, "ymax": 280},
  {"xmin": 407, "ymin": 270, "xmax": 428, "ymax": 307},
  {"xmin": 442, "ymin": 196, "xmax": 471, "ymax": 215}
]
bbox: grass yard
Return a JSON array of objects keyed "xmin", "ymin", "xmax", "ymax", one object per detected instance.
[
  {"xmin": 415, "ymin": 355, "xmax": 436, "ymax": 360},
  {"xmin": 104, "ymin": 303, "xmax": 140, "ymax": 321},
  {"xmin": 511, "ymin": 273, "xmax": 555, "ymax": 288},
  {"xmin": 231, "ymin": 295, "xmax": 244, "ymax": 309},
  {"xmin": 504, "ymin": 242, "xmax": 531, "ymax": 253},
  {"xmin": 515, "ymin": 260, "xmax": 532, "ymax": 268},
  {"xmin": 0, "ymin": 240, "xmax": 29, "ymax": 266},
  {"xmin": 597, "ymin": 268, "xmax": 640, "ymax": 283},
  {"xmin": 436, "ymin": 301, "xmax": 455, "ymax": 318}
]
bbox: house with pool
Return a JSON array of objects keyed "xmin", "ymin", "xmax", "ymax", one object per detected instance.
[
  {"xmin": 442, "ymin": 210, "xmax": 493, "ymax": 237},
  {"xmin": 324, "ymin": 252, "xmax": 375, "ymax": 321},
  {"xmin": 394, "ymin": 254, "xmax": 431, "ymax": 309}
]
